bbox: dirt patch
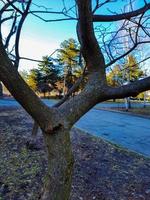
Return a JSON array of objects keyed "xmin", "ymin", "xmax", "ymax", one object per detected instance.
[{"xmin": 0, "ymin": 108, "xmax": 150, "ymax": 200}]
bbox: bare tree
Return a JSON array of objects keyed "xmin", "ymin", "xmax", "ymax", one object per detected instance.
[{"xmin": 0, "ymin": 0, "xmax": 150, "ymax": 199}]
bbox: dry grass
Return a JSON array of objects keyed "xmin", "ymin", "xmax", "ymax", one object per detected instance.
[{"xmin": 0, "ymin": 108, "xmax": 150, "ymax": 200}]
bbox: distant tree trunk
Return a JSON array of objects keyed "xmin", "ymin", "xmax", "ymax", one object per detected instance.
[
  {"xmin": 40, "ymin": 127, "xmax": 74, "ymax": 200},
  {"xmin": 143, "ymin": 91, "xmax": 146, "ymax": 108},
  {"xmin": 125, "ymin": 97, "xmax": 131, "ymax": 111},
  {"xmin": 43, "ymin": 92, "xmax": 46, "ymax": 98},
  {"xmin": 128, "ymin": 97, "xmax": 131, "ymax": 109},
  {"xmin": 0, "ymin": 82, "xmax": 3, "ymax": 97}
]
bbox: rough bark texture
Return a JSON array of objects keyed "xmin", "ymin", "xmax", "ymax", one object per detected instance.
[
  {"xmin": 40, "ymin": 127, "xmax": 74, "ymax": 200},
  {"xmin": 0, "ymin": 82, "xmax": 3, "ymax": 97},
  {"xmin": 59, "ymin": 72, "xmax": 108, "ymax": 125},
  {"xmin": 0, "ymin": 0, "xmax": 150, "ymax": 199},
  {"xmin": 77, "ymin": 0, "xmax": 106, "ymax": 75}
]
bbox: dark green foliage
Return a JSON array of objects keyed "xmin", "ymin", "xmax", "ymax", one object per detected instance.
[
  {"xmin": 27, "ymin": 56, "xmax": 61, "ymax": 96},
  {"xmin": 38, "ymin": 56, "xmax": 61, "ymax": 86},
  {"xmin": 57, "ymin": 38, "xmax": 83, "ymax": 92},
  {"xmin": 107, "ymin": 54, "xmax": 144, "ymax": 86},
  {"xmin": 27, "ymin": 69, "xmax": 42, "ymax": 92}
]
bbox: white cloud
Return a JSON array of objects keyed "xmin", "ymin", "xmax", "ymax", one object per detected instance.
[
  {"xmin": 19, "ymin": 34, "xmax": 60, "ymax": 71},
  {"xmin": 2, "ymin": 24, "xmax": 60, "ymax": 71}
]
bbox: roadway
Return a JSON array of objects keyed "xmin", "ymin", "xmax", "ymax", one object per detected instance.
[{"xmin": 0, "ymin": 98, "xmax": 150, "ymax": 157}]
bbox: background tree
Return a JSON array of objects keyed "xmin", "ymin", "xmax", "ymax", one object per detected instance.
[
  {"xmin": 27, "ymin": 69, "xmax": 41, "ymax": 92},
  {"xmin": 107, "ymin": 54, "xmax": 144, "ymax": 106},
  {"xmin": 107, "ymin": 65, "xmax": 122, "ymax": 87},
  {"xmin": 107, "ymin": 54, "xmax": 144, "ymax": 86},
  {"xmin": 20, "ymin": 70, "xmax": 28, "ymax": 82},
  {"xmin": 38, "ymin": 56, "xmax": 62, "ymax": 97},
  {"xmin": 124, "ymin": 55, "xmax": 144, "ymax": 82},
  {"xmin": 38, "ymin": 56, "xmax": 61, "ymax": 84},
  {"xmin": 27, "ymin": 56, "xmax": 62, "ymax": 97},
  {"xmin": 57, "ymin": 38, "xmax": 83, "ymax": 93},
  {"xmin": 0, "ymin": 0, "xmax": 150, "ymax": 199}
]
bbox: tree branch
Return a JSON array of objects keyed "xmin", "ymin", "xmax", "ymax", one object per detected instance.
[
  {"xmin": 0, "ymin": 0, "xmax": 17, "ymax": 15},
  {"xmin": 54, "ymin": 68, "xmax": 86, "ymax": 108},
  {"xmin": 93, "ymin": 3, "xmax": 150, "ymax": 22},
  {"xmin": 106, "ymin": 77, "xmax": 150, "ymax": 99},
  {"xmin": 30, "ymin": 12, "xmax": 76, "ymax": 22},
  {"xmin": 14, "ymin": 0, "xmax": 32, "ymax": 68},
  {"xmin": 76, "ymin": 0, "xmax": 105, "ymax": 75},
  {"xmin": 5, "ymin": 0, "xmax": 23, "ymax": 14},
  {"xmin": 0, "ymin": 39, "xmax": 63, "ymax": 133},
  {"xmin": 4, "ymin": 13, "xmax": 17, "ymax": 49},
  {"xmin": 106, "ymin": 41, "xmax": 150, "ymax": 67}
]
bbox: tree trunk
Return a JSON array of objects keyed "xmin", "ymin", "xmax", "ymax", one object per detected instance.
[
  {"xmin": 128, "ymin": 97, "xmax": 131, "ymax": 109},
  {"xmin": 0, "ymin": 82, "xmax": 3, "ymax": 97},
  {"xmin": 40, "ymin": 127, "xmax": 74, "ymax": 200},
  {"xmin": 125, "ymin": 97, "xmax": 131, "ymax": 111}
]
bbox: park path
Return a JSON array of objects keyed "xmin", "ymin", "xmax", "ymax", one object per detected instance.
[
  {"xmin": 76, "ymin": 109, "xmax": 150, "ymax": 157},
  {"xmin": 0, "ymin": 98, "xmax": 150, "ymax": 157}
]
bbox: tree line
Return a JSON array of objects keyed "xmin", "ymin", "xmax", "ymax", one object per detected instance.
[
  {"xmin": 23, "ymin": 40, "xmax": 145, "ymax": 100},
  {"xmin": 21, "ymin": 38, "xmax": 84, "ymax": 98}
]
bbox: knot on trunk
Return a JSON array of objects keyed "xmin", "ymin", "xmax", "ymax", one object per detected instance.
[
  {"xmin": 45, "ymin": 123, "xmax": 63, "ymax": 134},
  {"xmin": 41, "ymin": 108, "xmax": 70, "ymax": 135}
]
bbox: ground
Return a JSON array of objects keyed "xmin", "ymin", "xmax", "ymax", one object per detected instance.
[
  {"xmin": 116, "ymin": 107, "xmax": 150, "ymax": 116},
  {"xmin": 97, "ymin": 106, "xmax": 150, "ymax": 117},
  {"xmin": 0, "ymin": 108, "xmax": 150, "ymax": 200}
]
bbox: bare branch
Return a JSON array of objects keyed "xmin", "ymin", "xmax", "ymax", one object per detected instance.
[
  {"xmin": 106, "ymin": 40, "xmax": 150, "ymax": 67},
  {"xmin": 5, "ymin": 0, "xmax": 23, "ymax": 14},
  {"xmin": 19, "ymin": 49, "xmax": 59, "ymax": 63},
  {"xmin": 107, "ymin": 76, "xmax": 150, "ymax": 99},
  {"xmin": 14, "ymin": 0, "xmax": 32, "ymax": 68},
  {"xmin": 0, "ymin": 0, "xmax": 17, "ymax": 15},
  {"xmin": 19, "ymin": 56, "xmax": 43, "ymax": 63},
  {"xmin": 54, "ymin": 66, "xmax": 86, "ymax": 108},
  {"xmin": 120, "ymin": 56, "xmax": 150, "ymax": 73},
  {"xmin": 93, "ymin": 0, "xmax": 115, "ymax": 14},
  {"xmin": 0, "ymin": 39, "xmax": 62, "ymax": 133},
  {"xmin": 93, "ymin": 3, "xmax": 150, "ymax": 22},
  {"xmin": 30, "ymin": 12, "xmax": 76, "ymax": 22},
  {"xmin": 54, "ymin": 75, "xmax": 84, "ymax": 108},
  {"xmin": 4, "ymin": 12, "xmax": 17, "ymax": 49}
]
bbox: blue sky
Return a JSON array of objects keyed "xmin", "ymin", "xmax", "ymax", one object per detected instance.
[
  {"xmin": 2, "ymin": 0, "xmax": 150, "ymax": 71},
  {"xmin": 16, "ymin": 0, "xmax": 77, "ymax": 70}
]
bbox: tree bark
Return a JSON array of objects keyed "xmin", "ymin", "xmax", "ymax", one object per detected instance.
[
  {"xmin": 1, "ymin": 1, "xmax": 150, "ymax": 199},
  {"xmin": 0, "ymin": 82, "xmax": 3, "ymax": 97},
  {"xmin": 93, "ymin": 3, "xmax": 150, "ymax": 22},
  {"xmin": 40, "ymin": 127, "xmax": 74, "ymax": 200}
]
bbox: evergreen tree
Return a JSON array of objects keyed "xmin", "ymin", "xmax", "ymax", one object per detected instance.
[
  {"xmin": 27, "ymin": 69, "xmax": 42, "ymax": 92},
  {"xmin": 38, "ymin": 56, "xmax": 61, "ymax": 96},
  {"xmin": 124, "ymin": 55, "xmax": 144, "ymax": 82},
  {"xmin": 107, "ymin": 54, "xmax": 144, "ymax": 86},
  {"xmin": 57, "ymin": 38, "xmax": 82, "ymax": 91}
]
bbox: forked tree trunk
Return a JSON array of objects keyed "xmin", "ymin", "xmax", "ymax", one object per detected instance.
[{"xmin": 40, "ymin": 127, "xmax": 74, "ymax": 200}]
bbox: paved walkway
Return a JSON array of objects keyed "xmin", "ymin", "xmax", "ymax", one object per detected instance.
[
  {"xmin": 0, "ymin": 99, "xmax": 150, "ymax": 157},
  {"xmin": 76, "ymin": 109, "xmax": 150, "ymax": 157}
]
